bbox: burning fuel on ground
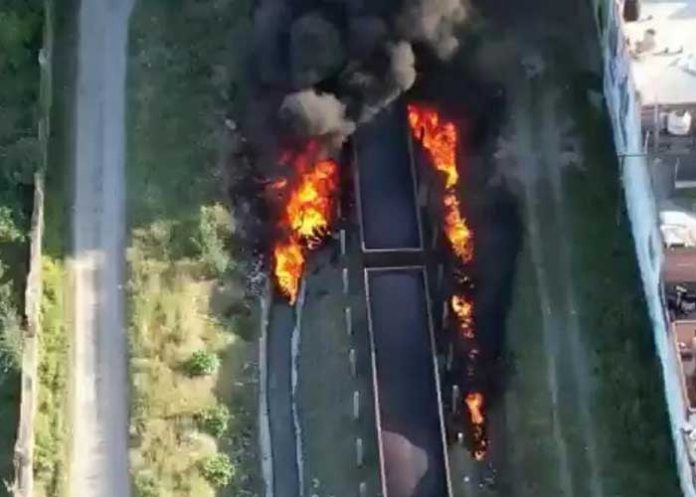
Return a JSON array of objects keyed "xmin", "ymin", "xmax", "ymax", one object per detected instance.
[
  {"xmin": 408, "ymin": 103, "xmax": 488, "ymax": 461},
  {"xmin": 270, "ymin": 142, "xmax": 339, "ymax": 303}
]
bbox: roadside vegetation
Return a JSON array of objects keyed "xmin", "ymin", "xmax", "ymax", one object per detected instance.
[
  {"xmin": 563, "ymin": 78, "xmax": 680, "ymax": 496},
  {"xmin": 492, "ymin": 68, "xmax": 679, "ymax": 497},
  {"xmin": 0, "ymin": 0, "xmax": 46, "ymax": 492},
  {"xmin": 33, "ymin": 0, "xmax": 77, "ymax": 495},
  {"xmin": 126, "ymin": 2, "xmax": 260, "ymax": 496}
]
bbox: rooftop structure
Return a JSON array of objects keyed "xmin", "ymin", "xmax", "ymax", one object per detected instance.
[
  {"xmin": 623, "ymin": 0, "xmax": 696, "ymax": 107},
  {"xmin": 596, "ymin": 1, "xmax": 696, "ymax": 495}
]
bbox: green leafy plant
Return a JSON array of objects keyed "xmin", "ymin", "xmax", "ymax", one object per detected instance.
[
  {"xmin": 0, "ymin": 270, "xmax": 22, "ymax": 382},
  {"xmin": 0, "ymin": 206, "xmax": 25, "ymax": 243},
  {"xmin": 184, "ymin": 350, "xmax": 219, "ymax": 377},
  {"xmin": 200, "ymin": 454, "xmax": 235, "ymax": 488},
  {"xmin": 134, "ymin": 470, "xmax": 160, "ymax": 497},
  {"xmin": 197, "ymin": 404, "xmax": 230, "ymax": 437},
  {"xmin": 193, "ymin": 204, "xmax": 233, "ymax": 278}
]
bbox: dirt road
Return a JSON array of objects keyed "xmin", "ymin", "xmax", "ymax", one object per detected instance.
[{"xmin": 70, "ymin": 0, "xmax": 133, "ymax": 496}]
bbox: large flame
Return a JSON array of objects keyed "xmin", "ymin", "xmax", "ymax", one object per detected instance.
[
  {"xmin": 273, "ymin": 239, "xmax": 304, "ymax": 304},
  {"xmin": 408, "ymin": 103, "xmax": 487, "ymax": 461},
  {"xmin": 286, "ymin": 159, "xmax": 338, "ymax": 244},
  {"xmin": 271, "ymin": 144, "xmax": 339, "ymax": 304},
  {"xmin": 408, "ymin": 105, "xmax": 473, "ymax": 263},
  {"xmin": 408, "ymin": 105, "xmax": 459, "ymax": 189}
]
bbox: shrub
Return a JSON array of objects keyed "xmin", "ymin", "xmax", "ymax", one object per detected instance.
[
  {"xmin": 0, "ymin": 205, "xmax": 25, "ymax": 242},
  {"xmin": 0, "ymin": 277, "xmax": 22, "ymax": 382},
  {"xmin": 193, "ymin": 204, "xmax": 233, "ymax": 278},
  {"xmin": 197, "ymin": 404, "xmax": 230, "ymax": 437},
  {"xmin": 134, "ymin": 470, "xmax": 160, "ymax": 497},
  {"xmin": 200, "ymin": 453, "xmax": 235, "ymax": 488},
  {"xmin": 184, "ymin": 350, "xmax": 219, "ymax": 377}
]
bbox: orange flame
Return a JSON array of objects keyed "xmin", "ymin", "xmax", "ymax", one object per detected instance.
[
  {"xmin": 443, "ymin": 194, "xmax": 473, "ymax": 263},
  {"xmin": 451, "ymin": 295, "xmax": 474, "ymax": 338},
  {"xmin": 407, "ymin": 105, "xmax": 459, "ymax": 189},
  {"xmin": 286, "ymin": 159, "xmax": 338, "ymax": 245},
  {"xmin": 273, "ymin": 239, "xmax": 304, "ymax": 304},
  {"xmin": 465, "ymin": 392, "xmax": 487, "ymax": 461},
  {"xmin": 408, "ymin": 103, "xmax": 487, "ymax": 461},
  {"xmin": 407, "ymin": 105, "xmax": 473, "ymax": 263},
  {"xmin": 272, "ymin": 144, "xmax": 339, "ymax": 304},
  {"xmin": 465, "ymin": 392, "xmax": 484, "ymax": 425}
]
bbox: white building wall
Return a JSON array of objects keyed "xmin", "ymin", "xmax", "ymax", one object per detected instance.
[{"xmin": 594, "ymin": 1, "xmax": 696, "ymax": 495}]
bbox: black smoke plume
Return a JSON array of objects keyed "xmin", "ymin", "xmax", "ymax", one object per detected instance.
[{"xmin": 252, "ymin": 0, "xmax": 471, "ymax": 145}]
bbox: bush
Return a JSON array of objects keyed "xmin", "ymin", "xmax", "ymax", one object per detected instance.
[
  {"xmin": 200, "ymin": 454, "xmax": 235, "ymax": 488},
  {"xmin": 197, "ymin": 404, "xmax": 230, "ymax": 437},
  {"xmin": 184, "ymin": 350, "xmax": 219, "ymax": 377},
  {"xmin": 193, "ymin": 204, "xmax": 233, "ymax": 278},
  {"xmin": 0, "ymin": 206, "xmax": 25, "ymax": 242},
  {"xmin": 134, "ymin": 470, "xmax": 160, "ymax": 497},
  {"xmin": 0, "ymin": 276, "xmax": 22, "ymax": 382}
]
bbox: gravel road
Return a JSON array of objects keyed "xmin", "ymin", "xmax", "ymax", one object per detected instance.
[{"xmin": 70, "ymin": 0, "xmax": 133, "ymax": 496}]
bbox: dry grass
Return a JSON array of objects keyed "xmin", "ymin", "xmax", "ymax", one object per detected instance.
[
  {"xmin": 128, "ymin": 224, "xmax": 261, "ymax": 497},
  {"xmin": 126, "ymin": 1, "xmax": 259, "ymax": 494}
]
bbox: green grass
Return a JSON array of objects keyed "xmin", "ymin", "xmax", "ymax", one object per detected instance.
[
  {"xmin": 485, "ymin": 241, "xmax": 566, "ymax": 497},
  {"xmin": 34, "ymin": 258, "xmax": 69, "ymax": 497},
  {"xmin": 0, "ymin": 373, "xmax": 20, "ymax": 494},
  {"xmin": 446, "ymin": 56, "xmax": 680, "ymax": 497},
  {"xmin": 32, "ymin": 0, "xmax": 77, "ymax": 495},
  {"xmin": 562, "ymin": 78, "xmax": 680, "ymax": 496},
  {"xmin": 126, "ymin": 2, "xmax": 259, "ymax": 496}
]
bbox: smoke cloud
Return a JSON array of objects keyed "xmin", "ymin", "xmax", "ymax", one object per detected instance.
[
  {"xmin": 252, "ymin": 0, "xmax": 470, "ymax": 146},
  {"xmin": 280, "ymin": 89, "xmax": 356, "ymax": 142}
]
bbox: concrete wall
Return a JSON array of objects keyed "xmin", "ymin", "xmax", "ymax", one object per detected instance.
[{"xmin": 593, "ymin": 1, "xmax": 696, "ymax": 495}]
